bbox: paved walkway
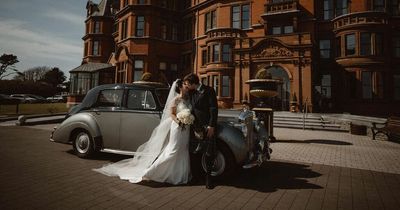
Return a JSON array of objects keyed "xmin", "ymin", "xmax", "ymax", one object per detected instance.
[
  {"xmin": 272, "ymin": 128, "xmax": 400, "ymax": 175},
  {"xmin": 0, "ymin": 125, "xmax": 400, "ymax": 209}
]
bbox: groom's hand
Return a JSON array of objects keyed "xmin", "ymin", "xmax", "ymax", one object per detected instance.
[{"xmin": 207, "ymin": 126, "xmax": 215, "ymax": 139}]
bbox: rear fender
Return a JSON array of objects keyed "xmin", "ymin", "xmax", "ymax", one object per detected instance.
[{"xmin": 52, "ymin": 113, "xmax": 101, "ymax": 144}]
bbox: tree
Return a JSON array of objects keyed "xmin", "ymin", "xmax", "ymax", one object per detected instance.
[
  {"xmin": 42, "ymin": 67, "xmax": 66, "ymax": 88},
  {"xmin": 15, "ymin": 66, "xmax": 51, "ymax": 82},
  {"xmin": 0, "ymin": 53, "xmax": 19, "ymax": 80}
]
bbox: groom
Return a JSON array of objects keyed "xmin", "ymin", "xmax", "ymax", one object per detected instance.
[{"xmin": 183, "ymin": 73, "xmax": 218, "ymax": 189}]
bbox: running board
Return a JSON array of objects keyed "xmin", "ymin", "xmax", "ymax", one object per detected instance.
[{"xmin": 101, "ymin": 148, "xmax": 134, "ymax": 156}]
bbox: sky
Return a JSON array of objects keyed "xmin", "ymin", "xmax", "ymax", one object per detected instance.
[{"xmin": 0, "ymin": 0, "xmax": 90, "ymax": 80}]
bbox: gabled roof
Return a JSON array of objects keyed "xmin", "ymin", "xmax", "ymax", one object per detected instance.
[
  {"xmin": 70, "ymin": 62, "xmax": 113, "ymax": 73},
  {"xmin": 87, "ymin": 0, "xmax": 113, "ymax": 17}
]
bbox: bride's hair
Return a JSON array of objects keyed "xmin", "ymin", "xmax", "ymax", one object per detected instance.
[{"xmin": 175, "ymin": 79, "xmax": 183, "ymax": 93}]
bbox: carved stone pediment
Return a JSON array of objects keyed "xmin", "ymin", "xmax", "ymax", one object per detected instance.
[{"xmin": 253, "ymin": 44, "xmax": 293, "ymax": 58}]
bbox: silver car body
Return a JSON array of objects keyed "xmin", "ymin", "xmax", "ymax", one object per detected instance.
[{"xmin": 51, "ymin": 83, "xmax": 270, "ymax": 167}]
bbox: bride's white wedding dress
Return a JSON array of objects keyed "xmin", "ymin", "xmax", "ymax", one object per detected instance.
[{"xmin": 93, "ymin": 93, "xmax": 191, "ymax": 185}]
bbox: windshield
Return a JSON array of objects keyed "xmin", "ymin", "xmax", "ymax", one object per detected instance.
[{"xmin": 155, "ymin": 88, "xmax": 169, "ymax": 108}]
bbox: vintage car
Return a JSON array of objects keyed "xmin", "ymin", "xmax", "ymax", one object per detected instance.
[{"xmin": 51, "ymin": 82, "xmax": 271, "ymax": 177}]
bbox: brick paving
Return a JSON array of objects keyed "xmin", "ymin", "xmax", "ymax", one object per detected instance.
[
  {"xmin": 272, "ymin": 128, "xmax": 400, "ymax": 174},
  {"xmin": 0, "ymin": 125, "xmax": 400, "ymax": 209}
]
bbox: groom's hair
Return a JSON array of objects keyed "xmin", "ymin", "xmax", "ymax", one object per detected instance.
[{"xmin": 183, "ymin": 73, "xmax": 200, "ymax": 85}]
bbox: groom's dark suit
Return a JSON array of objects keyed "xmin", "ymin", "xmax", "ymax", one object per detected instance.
[
  {"xmin": 191, "ymin": 84, "xmax": 218, "ymax": 130},
  {"xmin": 190, "ymin": 83, "xmax": 218, "ymax": 188}
]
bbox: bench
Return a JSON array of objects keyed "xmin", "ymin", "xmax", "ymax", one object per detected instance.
[{"xmin": 371, "ymin": 116, "xmax": 400, "ymax": 140}]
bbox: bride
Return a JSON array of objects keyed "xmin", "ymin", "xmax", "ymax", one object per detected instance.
[{"xmin": 93, "ymin": 79, "xmax": 192, "ymax": 185}]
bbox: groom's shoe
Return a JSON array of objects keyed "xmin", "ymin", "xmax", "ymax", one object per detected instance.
[{"xmin": 205, "ymin": 174, "xmax": 214, "ymax": 189}]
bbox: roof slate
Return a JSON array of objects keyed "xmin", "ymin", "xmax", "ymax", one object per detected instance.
[{"xmin": 70, "ymin": 62, "xmax": 113, "ymax": 73}]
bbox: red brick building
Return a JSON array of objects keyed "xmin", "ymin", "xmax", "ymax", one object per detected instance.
[{"xmin": 69, "ymin": 0, "xmax": 400, "ymax": 116}]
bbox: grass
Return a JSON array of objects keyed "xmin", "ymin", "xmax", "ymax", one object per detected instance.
[{"xmin": 0, "ymin": 103, "xmax": 69, "ymax": 116}]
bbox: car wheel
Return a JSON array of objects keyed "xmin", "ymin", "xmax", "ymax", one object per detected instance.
[
  {"xmin": 200, "ymin": 142, "xmax": 236, "ymax": 179},
  {"xmin": 72, "ymin": 130, "xmax": 95, "ymax": 158}
]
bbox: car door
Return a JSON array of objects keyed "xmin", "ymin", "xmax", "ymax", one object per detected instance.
[
  {"xmin": 119, "ymin": 88, "xmax": 161, "ymax": 151},
  {"xmin": 89, "ymin": 88, "xmax": 124, "ymax": 149}
]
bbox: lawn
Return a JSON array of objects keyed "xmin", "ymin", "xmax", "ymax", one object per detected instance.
[{"xmin": 0, "ymin": 103, "xmax": 69, "ymax": 116}]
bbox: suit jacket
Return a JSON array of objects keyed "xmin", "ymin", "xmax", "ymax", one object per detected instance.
[{"xmin": 190, "ymin": 84, "xmax": 218, "ymax": 129}]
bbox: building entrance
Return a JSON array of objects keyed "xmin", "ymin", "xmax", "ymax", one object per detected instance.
[{"xmin": 266, "ymin": 66, "xmax": 290, "ymax": 111}]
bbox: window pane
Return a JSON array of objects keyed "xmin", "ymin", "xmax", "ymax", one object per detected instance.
[
  {"xmin": 202, "ymin": 50, "xmax": 207, "ymax": 65},
  {"xmin": 362, "ymin": 72, "xmax": 372, "ymax": 99},
  {"xmin": 232, "ymin": 6, "xmax": 240, "ymax": 29},
  {"xmin": 93, "ymin": 41, "xmax": 99, "ymax": 55},
  {"xmin": 222, "ymin": 76, "xmax": 230, "ymax": 97},
  {"xmin": 374, "ymin": 0, "xmax": 385, "ymax": 11},
  {"xmin": 321, "ymin": 75, "xmax": 331, "ymax": 98},
  {"xmin": 135, "ymin": 60, "xmax": 143, "ymax": 68},
  {"xmin": 213, "ymin": 44, "xmax": 220, "ymax": 62},
  {"xmin": 136, "ymin": 16, "xmax": 144, "ymax": 37},
  {"xmin": 96, "ymin": 89, "xmax": 123, "ymax": 107},
  {"xmin": 345, "ymin": 34, "xmax": 356, "ymax": 56},
  {"xmin": 211, "ymin": 11, "xmax": 216, "ymax": 29},
  {"xmin": 320, "ymin": 40, "xmax": 331, "ymax": 58},
  {"xmin": 222, "ymin": 44, "xmax": 231, "ymax": 62},
  {"xmin": 323, "ymin": 0, "xmax": 333, "ymax": 20},
  {"xmin": 360, "ymin": 33, "xmax": 371, "ymax": 56},
  {"xmin": 336, "ymin": 0, "xmax": 348, "ymax": 16},
  {"xmin": 272, "ymin": 26, "xmax": 281, "ymax": 34},
  {"xmin": 127, "ymin": 89, "xmax": 146, "ymax": 109},
  {"xmin": 284, "ymin": 26, "xmax": 293, "ymax": 34},
  {"xmin": 242, "ymin": 5, "xmax": 250, "ymax": 29},
  {"xmin": 213, "ymin": 75, "xmax": 219, "ymax": 95}
]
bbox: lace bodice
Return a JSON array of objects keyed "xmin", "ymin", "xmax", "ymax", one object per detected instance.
[{"xmin": 175, "ymin": 97, "xmax": 191, "ymax": 113}]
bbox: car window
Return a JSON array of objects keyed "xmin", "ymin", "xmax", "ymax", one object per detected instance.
[
  {"xmin": 127, "ymin": 89, "xmax": 156, "ymax": 110},
  {"xmin": 94, "ymin": 89, "xmax": 123, "ymax": 107},
  {"xmin": 155, "ymin": 88, "xmax": 169, "ymax": 108}
]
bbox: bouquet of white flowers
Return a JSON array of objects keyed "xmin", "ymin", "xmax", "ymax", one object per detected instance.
[{"xmin": 176, "ymin": 109, "xmax": 195, "ymax": 130}]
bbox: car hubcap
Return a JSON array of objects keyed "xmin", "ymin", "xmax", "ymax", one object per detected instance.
[
  {"xmin": 75, "ymin": 132, "xmax": 90, "ymax": 154},
  {"xmin": 202, "ymin": 151, "xmax": 226, "ymax": 177}
]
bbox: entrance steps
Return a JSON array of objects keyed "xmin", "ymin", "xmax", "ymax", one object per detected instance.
[{"xmin": 273, "ymin": 111, "xmax": 347, "ymax": 132}]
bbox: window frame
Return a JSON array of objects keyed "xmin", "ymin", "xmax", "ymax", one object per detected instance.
[
  {"xmin": 221, "ymin": 75, "xmax": 230, "ymax": 97},
  {"xmin": 205, "ymin": 10, "xmax": 216, "ymax": 32},
  {"xmin": 231, "ymin": 4, "xmax": 250, "ymax": 29},
  {"xmin": 92, "ymin": 40, "xmax": 100, "ymax": 56},
  {"xmin": 135, "ymin": 16, "xmax": 145, "ymax": 37},
  {"xmin": 360, "ymin": 32, "xmax": 372, "ymax": 56},
  {"xmin": 133, "ymin": 59, "xmax": 144, "ymax": 82},
  {"xmin": 319, "ymin": 39, "xmax": 331, "ymax": 59},
  {"xmin": 345, "ymin": 33, "xmax": 356, "ymax": 56},
  {"xmin": 323, "ymin": 0, "xmax": 334, "ymax": 20},
  {"xmin": 95, "ymin": 89, "xmax": 124, "ymax": 108}
]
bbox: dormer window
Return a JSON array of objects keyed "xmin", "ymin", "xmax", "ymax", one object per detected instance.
[{"xmin": 94, "ymin": 21, "xmax": 100, "ymax": 33}]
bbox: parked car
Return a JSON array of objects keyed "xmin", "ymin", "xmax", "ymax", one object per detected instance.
[
  {"xmin": 47, "ymin": 95, "xmax": 66, "ymax": 103},
  {"xmin": 26, "ymin": 94, "xmax": 49, "ymax": 103},
  {"xmin": 10, "ymin": 94, "xmax": 37, "ymax": 103},
  {"xmin": 51, "ymin": 82, "xmax": 271, "ymax": 178},
  {"xmin": 0, "ymin": 94, "xmax": 22, "ymax": 105}
]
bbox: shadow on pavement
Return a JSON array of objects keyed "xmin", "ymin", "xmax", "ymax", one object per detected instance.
[
  {"xmin": 66, "ymin": 149, "xmax": 129, "ymax": 162},
  {"xmin": 274, "ymin": 139, "xmax": 352, "ymax": 145},
  {"xmin": 68, "ymin": 151, "xmax": 323, "ymax": 192},
  {"xmin": 216, "ymin": 161, "xmax": 323, "ymax": 192}
]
